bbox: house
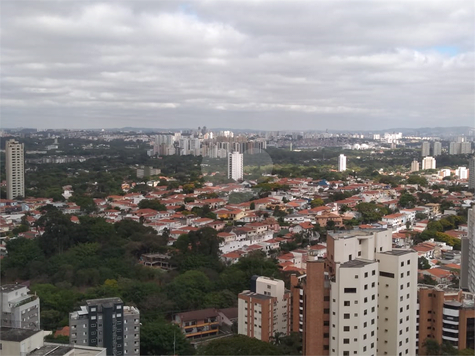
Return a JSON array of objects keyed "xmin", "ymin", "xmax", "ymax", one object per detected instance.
[
  {"xmin": 420, "ymin": 268, "xmax": 454, "ymax": 284},
  {"xmin": 174, "ymin": 308, "xmax": 220, "ymax": 339}
]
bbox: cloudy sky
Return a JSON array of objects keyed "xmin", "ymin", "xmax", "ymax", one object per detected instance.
[{"xmin": 1, "ymin": 1, "xmax": 474, "ymax": 131}]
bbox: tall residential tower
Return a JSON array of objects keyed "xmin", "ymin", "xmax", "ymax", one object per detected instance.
[
  {"xmin": 5, "ymin": 139, "xmax": 25, "ymax": 199},
  {"xmin": 227, "ymin": 151, "xmax": 243, "ymax": 181}
]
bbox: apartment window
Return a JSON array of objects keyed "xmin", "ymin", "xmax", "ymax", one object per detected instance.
[
  {"xmin": 324, "ymin": 333, "xmax": 329, "ymax": 338},
  {"xmin": 407, "ymin": 282, "xmax": 410, "ymax": 287},
  {"xmin": 364, "ymin": 322, "xmax": 367, "ymax": 328},
  {"xmin": 372, "ymin": 270, "xmax": 376, "ymax": 276},
  {"xmin": 344, "ymin": 314, "xmax": 350, "ymax": 319},
  {"xmin": 364, "ymin": 334, "xmax": 367, "ymax": 340},
  {"xmin": 399, "ymin": 341, "xmax": 403, "ymax": 346},
  {"xmin": 365, "ymin": 272, "xmax": 368, "ymax": 278},
  {"xmin": 344, "ymin": 326, "xmax": 350, "ymax": 331},
  {"xmin": 344, "ymin": 301, "xmax": 350, "ymax": 306},
  {"xmin": 407, "ymin": 260, "xmax": 411, "ymax": 265},
  {"xmin": 400, "ymin": 296, "xmax": 403, "ymax": 302},
  {"xmin": 401, "ymin": 273, "xmax": 404, "ymax": 278},
  {"xmin": 401, "ymin": 261, "xmax": 404, "ymax": 267},
  {"xmin": 324, "ymin": 346, "xmax": 329, "ymax": 351},
  {"xmin": 364, "ymin": 309, "xmax": 368, "ymax": 315},
  {"xmin": 400, "ymin": 319, "xmax": 403, "ymax": 324},
  {"xmin": 364, "ymin": 297, "xmax": 368, "ymax": 303},
  {"xmin": 372, "ymin": 295, "xmax": 375, "ymax": 300},
  {"xmin": 400, "ymin": 330, "xmax": 403, "ymax": 335},
  {"xmin": 324, "ymin": 309, "xmax": 330, "ymax": 314},
  {"xmin": 400, "ymin": 307, "xmax": 403, "ymax": 312},
  {"xmin": 91, "ymin": 316, "xmax": 97, "ymax": 320},
  {"xmin": 358, "ymin": 251, "xmax": 362, "ymax": 257},
  {"xmin": 407, "ymin": 294, "xmax": 410, "ymax": 299},
  {"xmin": 349, "ymin": 254, "xmax": 352, "ymax": 261},
  {"xmin": 344, "ymin": 288, "xmax": 357, "ymax": 293},
  {"xmin": 324, "ymin": 296, "xmax": 330, "ymax": 301},
  {"xmin": 343, "ymin": 339, "xmax": 350, "ymax": 344},
  {"xmin": 380, "ymin": 271, "xmax": 395, "ymax": 278},
  {"xmin": 372, "ymin": 282, "xmax": 375, "ymax": 287},
  {"xmin": 371, "ymin": 307, "xmax": 375, "ymax": 312},
  {"xmin": 91, "ymin": 307, "xmax": 97, "ymax": 312},
  {"xmin": 343, "ymin": 352, "xmax": 349, "ymax": 356},
  {"xmin": 371, "ymin": 331, "xmax": 374, "ymax": 336},
  {"xmin": 400, "ymin": 285, "xmax": 404, "ymax": 290},
  {"xmin": 324, "ymin": 321, "xmax": 329, "ymax": 326},
  {"xmin": 407, "ymin": 271, "xmax": 410, "ymax": 276},
  {"xmin": 364, "ymin": 284, "xmax": 368, "ymax": 290},
  {"xmin": 364, "ymin": 346, "xmax": 367, "ymax": 352},
  {"xmin": 354, "ymin": 313, "xmax": 358, "ymax": 317},
  {"xmin": 371, "ymin": 343, "xmax": 374, "ymax": 349}
]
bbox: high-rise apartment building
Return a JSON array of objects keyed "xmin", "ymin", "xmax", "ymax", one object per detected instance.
[
  {"xmin": 433, "ymin": 142, "xmax": 442, "ymax": 156},
  {"xmin": 411, "ymin": 159, "xmax": 420, "ymax": 172},
  {"xmin": 460, "ymin": 208, "xmax": 475, "ymax": 293},
  {"xmin": 69, "ymin": 298, "xmax": 140, "ymax": 356},
  {"xmin": 292, "ymin": 230, "xmax": 419, "ymax": 356},
  {"xmin": 290, "ymin": 256, "xmax": 331, "ymax": 356},
  {"xmin": 238, "ymin": 276, "xmax": 291, "ymax": 342},
  {"xmin": 456, "ymin": 167, "xmax": 468, "ymax": 179},
  {"xmin": 338, "ymin": 154, "xmax": 347, "ymax": 172},
  {"xmin": 461, "ymin": 142, "xmax": 472, "ymax": 154},
  {"xmin": 0, "ymin": 284, "xmax": 40, "ymax": 330},
  {"xmin": 5, "ymin": 139, "xmax": 25, "ymax": 199},
  {"xmin": 417, "ymin": 285, "xmax": 475, "ymax": 354},
  {"xmin": 227, "ymin": 151, "xmax": 243, "ymax": 181},
  {"xmin": 421, "ymin": 142, "xmax": 431, "ymax": 157},
  {"xmin": 469, "ymin": 156, "xmax": 475, "ymax": 190},
  {"xmin": 422, "ymin": 156, "xmax": 436, "ymax": 170}
]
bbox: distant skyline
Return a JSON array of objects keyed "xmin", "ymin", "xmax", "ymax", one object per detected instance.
[{"xmin": 1, "ymin": 1, "xmax": 474, "ymax": 130}]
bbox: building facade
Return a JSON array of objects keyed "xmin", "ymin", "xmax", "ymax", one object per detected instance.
[
  {"xmin": 411, "ymin": 159, "xmax": 420, "ymax": 172},
  {"xmin": 433, "ymin": 142, "xmax": 442, "ymax": 156},
  {"xmin": 422, "ymin": 156, "xmax": 436, "ymax": 170},
  {"xmin": 69, "ymin": 298, "xmax": 140, "ymax": 356},
  {"xmin": 0, "ymin": 284, "xmax": 40, "ymax": 330},
  {"xmin": 5, "ymin": 139, "xmax": 25, "ymax": 199},
  {"xmin": 417, "ymin": 285, "xmax": 475, "ymax": 354},
  {"xmin": 421, "ymin": 142, "xmax": 430, "ymax": 157},
  {"xmin": 338, "ymin": 154, "xmax": 347, "ymax": 172},
  {"xmin": 460, "ymin": 208, "xmax": 475, "ymax": 293},
  {"xmin": 469, "ymin": 156, "xmax": 475, "ymax": 190},
  {"xmin": 238, "ymin": 276, "xmax": 291, "ymax": 342},
  {"xmin": 227, "ymin": 151, "xmax": 243, "ymax": 181}
]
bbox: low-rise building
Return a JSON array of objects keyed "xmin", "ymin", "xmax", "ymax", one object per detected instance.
[
  {"xmin": 174, "ymin": 308, "xmax": 220, "ymax": 339},
  {"xmin": 0, "ymin": 284, "xmax": 40, "ymax": 330}
]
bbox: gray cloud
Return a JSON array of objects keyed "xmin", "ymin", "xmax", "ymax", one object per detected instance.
[{"xmin": 1, "ymin": 0, "xmax": 474, "ymax": 130}]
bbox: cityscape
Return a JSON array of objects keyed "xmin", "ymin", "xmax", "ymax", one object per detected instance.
[{"xmin": 1, "ymin": 1, "xmax": 474, "ymax": 356}]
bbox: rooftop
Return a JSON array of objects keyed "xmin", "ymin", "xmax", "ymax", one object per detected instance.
[
  {"xmin": 0, "ymin": 284, "xmax": 27, "ymax": 293},
  {"xmin": 239, "ymin": 291, "xmax": 273, "ymax": 300},
  {"xmin": 379, "ymin": 249, "xmax": 415, "ymax": 256},
  {"xmin": 86, "ymin": 297, "xmax": 123, "ymax": 306},
  {"xmin": 341, "ymin": 259, "xmax": 376, "ymax": 268},
  {"xmin": 29, "ymin": 345, "xmax": 74, "ymax": 356},
  {"xmin": 0, "ymin": 327, "xmax": 41, "ymax": 342}
]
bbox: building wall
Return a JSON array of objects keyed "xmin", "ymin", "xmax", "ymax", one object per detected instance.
[
  {"xmin": 303, "ymin": 258, "xmax": 330, "ymax": 356},
  {"xmin": 376, "ymin": 251, "xmax": 418, "ymax": 356},
  {"xmin": 330, "ymin": 261, "xmax": 379, "ymax": 356}
]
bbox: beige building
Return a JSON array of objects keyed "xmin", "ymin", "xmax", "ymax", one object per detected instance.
[
  {"xmin": 460, "ymin": 208, "xmax": 475, "ymax": 293},
  {"xmin": 5, "ymin": 139, "xmax": 25, "ymax": 199},
  {"xmin": 411, "ymin": 159, "xmax": 420, "ymax": 172},
  {"xmin": 238, "ymin": 276, "xmax": 291, "ymax": 342},
  {"xmin": 422, "ymin": 156, "xmax": 436, "ymax": 170}
]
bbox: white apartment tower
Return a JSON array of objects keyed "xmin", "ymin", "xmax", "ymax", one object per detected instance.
[
  {"xmin": 421, "ymin": 141, "xmax": 430, "ymax": 157},
  {"xmin": 338, "ymin": 154, "xmax": 347, "ymax": 172},
  {"xmin": 5, "ymin": 139, "xmax": 25, "ymax": 199},
  {"xmin": 327, "ymin": 229, "xmax": 418, "ymax": 356},
  {"xmin": 410, "ymin": 159, "xmax": 420, "ymax": 172},
  {"xmin": 456, "ymin": 167, "xmax": 468, "ymax": 179},
  {"xmin": 227, "ymin": 151, "xmax": 243, "ymax": 181},
  {"xmin": 375, "ymin": 250, "xmax": 418, "ymax": 356},
  {"xmin": 0, "ymin": 284, "xmax": 40, "ymax": 330},
  {"xmin": 422, "ymin": 156, "xmax": 436, "ymax": 170}
]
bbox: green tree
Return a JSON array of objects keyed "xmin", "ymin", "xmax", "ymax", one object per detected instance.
[
  {"xmin": 356, "ymin": 202, "xmax": 388, "ymax": 223},
  {"xmin": 141, "ymin": 320, "xmax": 194, "ymax": 356},
  {"xmin": 399, "ymin": 193, "xmax": 417, "ymax": 209},
  {"xmin": 167, "ymin": 270, "xmax": 212, "ymax": 310},
  {"xmin": 138, "ymin": 199, "xmax": 167, "ymax": 211},
  {"xmin": 197, "ymin": 335, "xmax": 281, "ymax": 355},
  {"xmin": 418, "ymin": 256, "xmax": 431, "ymax": 270},
  {"xmin": 310, "ymin": 198, "xmax": 324, "ymax": 208}
]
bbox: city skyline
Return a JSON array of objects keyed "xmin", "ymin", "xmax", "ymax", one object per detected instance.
[{"xmin": 1, "ymin": 1, "xmax": 474, "ymax": 130}]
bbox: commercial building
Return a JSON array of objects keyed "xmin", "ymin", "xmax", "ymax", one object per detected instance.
[
  {"xmin": 69, "ymin": 298, "xmax": 140, "ymax": 356},
  {"xmin": 227, "ymin": 151, "xmax": 243, "ymax": 181},
  {"xmin": 238, "ymin": 276, "xmax": 291, "ymax": 342},
  {"xmin": 5, "ymin": 139, "xmax": 25, "ymax": 199},
  {"xmin": 460, "ymin": 208, "xmax": 475, "ymax": 293},
  {"xmin": 0, "ymin": 284, "xmax": 40, "ymax": 330},
  {"xmin": 421, "ymin": 142, "xmax": 430, "ymax": 157},
  {"xmin": 469, "ymin": 156, "xmax": 475, "ymax": 190},
  {"xmin": 422, "ymin": 156, "xmax": 436, "ymax": 170},
  {"xmin": 417, "ymin": 285, "xmax": 475, "ymax": 354},
  {"xmin": 411, "ymin": 159, "xmax": 420, "ymax": 172},
  {"xmin": 338, "ymin": 154, "xmax": 347, "ymax": 172}
]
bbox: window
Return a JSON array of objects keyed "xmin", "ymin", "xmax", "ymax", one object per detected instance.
[
  {"xmin": 363, "ymin": 334, "xmax": 367, "ymax": 340},
  {"xmin": 344, "ymin": 352, "xmax": 349, "ymax": 356},
  {"xmin": 372, "ymin": 282, "xmax": 375, "ymax": 287},
  {"xmin": 344, "ymin": 326, "xmax": 350, "ymax": 331},
  {"xmin": 407, "ymin": 282, "xmax": 410, "ymax": 287},
  {"xmin": 364, "ymin": 284, "xmax": 368, "ymax": 290},
  {"xmin": 324, "ymin": 309, "xmax": 330, "ymax": 314},
  {"xmin": 372, "ymin": 270, "xmax": 376, "ymax": 276},
  {"xmin": 364, "ymin": 309, "xmax": 368, "ymax": 315},
  {"xmin": 344, "ymin": 314, "xmax": 350, "ymax": 319},
  {"xmin": 324, "ymin": 333, "xmax": 329, "ymax": 338},
  {"xmin": 407, "ymin": 271, "xmax": 410, "ymax": 276},
  {"xmin": 380, "ymin": 271, "xmax": 395, "ymax": 278},
  {"xmin": 401, "ymin": 273, "xmax": 404, "ymax": 278},
  {"xmin": 372, "ymin": 295, "xmax": 375, "ymax": 300},
  {"xmin": 401, "ymin": 261, "xmax": 404, "ymax": 267},
  {"xmin": 344, "ymin": 301, "xmax": 350, "ymax": 306},
  {"xmin": 371, "ymin": 330, "xmax": 374, "ymax": 336},
  {"xmin": 407, "ymin": 260, "xmax": 411, "ymax": 265},
  {"xmin": 343, "ymin": 339, "xmax": 350, "ymax": 344},
  {"xmin": 344, "ymin": 288, "xmax": 357, "ymax": 293},
  {"xmin": 365, "ymin": 272, "xmax": 368, "ymax": 278},
  {"xmin": 364, "ymin": 297, "xmax": 368, "ymax": 303},
  {"xmin": 324, "ymin": 321, "xmax": 329, "ymax": 326},
  {"xmin": 364, "ymin": 322, "xmax": 367, "ymax": 328}
]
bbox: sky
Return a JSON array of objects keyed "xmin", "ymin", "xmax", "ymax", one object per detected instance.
[{"xmin": 1, "ymin": 0, "xmax": 474, "ymax": 131}]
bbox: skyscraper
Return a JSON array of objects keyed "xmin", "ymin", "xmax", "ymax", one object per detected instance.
[
  {"xmin": 433, "ymin": 141, "xmax": 442, "ymax": 156},
  {"xmin": 421, "ymin": 141, "xmax": 430, "ymax": 157},
  {"xmin": 469, "ymin": 156, "xmax": 475, "ymax": 190},
  {"xmin": 227, "ymin": 151, "xmax": 243, "ymax": 181},
  {"xmin": 460, "ymin": 208, "xmax": 475, "ymax": 293},
  {"xmin": 5, "ymin": 139, "xmax": 25, "ymax": 199},
  {"xmin": 338, "ymin": 154, "xmax": 347, "ymax": 172},
  {"xmin": 69, "ymin": 298, "xmax": 140, "ymax": 356}
]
